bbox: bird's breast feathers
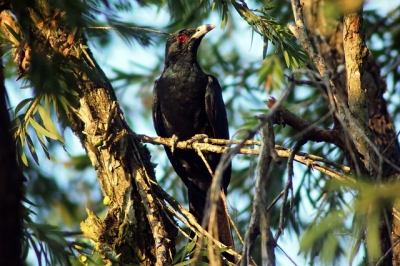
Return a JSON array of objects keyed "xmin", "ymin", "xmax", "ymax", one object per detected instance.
[{"xmin": 155, "ymin": 74, "xmax": 213, "ymax": 139}]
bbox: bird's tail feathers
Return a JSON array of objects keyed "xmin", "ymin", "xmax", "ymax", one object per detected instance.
[{"xmin": 188, "ymin": 187, "xmax": 235, "ymax": 262}]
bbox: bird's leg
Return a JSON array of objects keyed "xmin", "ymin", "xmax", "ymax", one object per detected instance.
[{"xmin": 170, "ymin": 134, "xmax": 179, "ymax": 154}]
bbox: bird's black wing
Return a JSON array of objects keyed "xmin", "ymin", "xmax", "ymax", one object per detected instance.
[
  {"xmin": 204, "ymin": 75, "xmax": 235, "ymax": 253},
  {"xmin": 152, "ymin": 80, "xmax": 190, "ymax": 186},
  {"xmin": 204, "ymin": 75, "xmax": 231, "ymax": 190},
  {"xmin": 204, "ymin": 75, "xmax": 229, "ymax": 140},
  {"xmin": 152, "ymin": 80, "xmax": 165, "ymax": 138}
]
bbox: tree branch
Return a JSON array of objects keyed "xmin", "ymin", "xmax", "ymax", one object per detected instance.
[
  {"xmin": 268, "ymin": 97, "xmax": 339, "ymax": 146},
  {"xmin": 288, "ymin": 0, "xmax": 326, "ymax": 74},
  {"xmin": 139, "ymin": 135, "xmax": 351, "ymax": 182},
  {"xmin": 241, "ymin": 118, "xmax": 277, "ymax": 266},
  {"xmin": 343, "ymin": 12, "xmax": 378, "ymax": 178}
]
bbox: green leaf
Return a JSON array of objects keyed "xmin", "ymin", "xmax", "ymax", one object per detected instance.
[
  {"xmin": 300, "ymin": 209, "xmax": 347, "ymax": 254},
  {"xmin": 365, "ymin": 212, "xmax": 381, "ymax": 260},
  {"xmin": 19, "ymin": 147, "xmax": 28, "ymax": 166},
  {"xmin": 263, "ymin": 37, "xmax": 268, "ymax": 59},
  {"xmin": 10, "ymin": 114, "xmax": 26, "ymax": 130},
  {"xmin": 36, "ymin": 104, "xmax": 64, "ymax": 143},
  {"xmin": 283, "ymin": 50, "xmax": 290, "ymax": 68},
  {"xmin": 14, "ymin": 98, "xmax": 33, "ymax": 116},
  {"xmin": 18, "ymin": 129, "xmax": 26, "ymax": 153},
  {"xmin": 23, "ymin": 98, "xmax": 41, "ymax": 131},
  {"xmin": 20, "ymin": 84, "xmax": 34, "ymax": 89},
  {"xmin": 3, "ymin": 22, "xmax": 22, "ymax": 43},
  {"xmin": 57, "ymin": 95, "xmax": 72, "ymax": 116},
  {"xmin": 46, "ymin": 231, "xmax": 68, "ymax": 246},
  {"xmin": 174, "ymin": 258, "xmax": 201, "ymax": 266},
  {"xmin": 36, "ymin": 133, "xmax": 50, "ymax": 160},
  {"xmin": 320, "ymin": 233, "xmax": 338, "ymax": 264},
  {"xmin": 29, "ymin": 117, "xmax": 59, "ymax": 140},
  {"xmin": 173, "ymin": 237, "xmax": 197, "ymax": 264},
  {"xmin": 26, "ymin": 133, "xmax": 39, "ymax": 165}
]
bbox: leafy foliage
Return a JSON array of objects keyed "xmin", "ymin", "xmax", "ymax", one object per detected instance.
[
  {"xmin": 229, "ymin": 0, "xmax": 309, "ymax": 66},
  {"xmin": 21, "ymin": 198, "xmax": 78, "ymax": 266}
]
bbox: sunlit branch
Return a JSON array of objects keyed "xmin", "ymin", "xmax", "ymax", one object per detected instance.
[{"xmin": 138, "ymin": 134, "xmax": 353, "ymax": 183}]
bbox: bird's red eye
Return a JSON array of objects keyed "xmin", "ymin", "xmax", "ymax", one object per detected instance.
[{"xmin": 177, "ymin": 35, "xmax": 187, "ymax": 43}]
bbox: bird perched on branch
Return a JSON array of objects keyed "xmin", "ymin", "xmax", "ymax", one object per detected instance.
[{"xmin": 152, "ymin": 24, "xmax": 234, "ymax": 261}]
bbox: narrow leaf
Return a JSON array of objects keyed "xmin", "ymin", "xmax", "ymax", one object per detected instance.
[
  {"xmin": 263, "ymin": 37, "xmax": 268, "ymax": 59},
  {"xmin": 173, "ymin": 236, "xmax": 197, "ymax": 264},
  {"xmin": 174, "ymin": 258, "xmax": 197, "ymax": 266},
  {"xmin": 36, "ymin": 133, "xmax": 50, "ymax": 160},
  {"xmin": 26, "ymin": 133, "xmax": 39, "ymax": 165},
  {"xmin": 10, "ymin": 114, "xmax": 26, "ymax": 130},
  {"xmin": 15, "ymin": 98, "xmax": 33, "ymax": 116},
  {"xmin": 29, "ymin": 117, "xmax": 59, "ymax": 140},
  {"xmin": 283, "ymin": 50, "xmax": 290, "ymax": 68},
  {"xmin": 3, "ymin": 22, "xmax": 22, "ymax": 43},
  {"xmin": 19, "ymin": 129, "xmax": 26, "ymax": 151},
  {"xmin": 19, "ymin": 148, "xmax": 28, "ymax": 166},
  {"xmin": 57, "ymin": 95, "xmax": 72, "ymax": 116},
  {"xmin": 36, "ymin": 104, "xmax": 63, "ymax": 143},
  {"xmin": 20, "ymin": 84, "xmax": 33, "ymax": 89}
]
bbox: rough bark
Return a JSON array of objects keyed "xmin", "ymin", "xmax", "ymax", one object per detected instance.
[
  {"xmin": 325, "ymin": 15, "xmax": 400, "ymax": 266},
  {"xmin": 299, "ymin": 1, "xmax": 400, "ymax": 264},
  {"xmin": 1, "ymin": 1, "xmax": 176, "ymax": 265}
]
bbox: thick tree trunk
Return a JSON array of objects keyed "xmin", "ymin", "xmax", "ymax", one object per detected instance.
[
  {"xmin": 0, "ymin": 49, "xmax": 23, "ymax": 266},
  {"xmin": 1, "ymin": 1, "xmax": 176, "ymax": 265},
  {"xmin": 302, "ymin": 2, "xmax": 400, "ymax": 264}
]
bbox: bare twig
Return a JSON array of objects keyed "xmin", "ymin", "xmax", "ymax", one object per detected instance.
[
  {"xmin": 381, "ymin": 130, "xmax": 400, "ymax": 156},
  {"xmin": 193, "ymin": 80, "xmax": 295, "ymax": 264},
  {"xmin": 273, "ymin": 102, "xmax": 337, "ymax": 145},
  {"xmin": 376, "ymin": 239, "xmax": 400, "ymax": 266},
  {"xmin": 195, "ymin": 147, "xmax": 213, "ymax": 175},
  {"xmin": 277, "ymin": 244, "xmax": 298, "ymax": 266},
  {"xmin": 275, "ymin": 139, "xmax": 307, "ymax": 241},
  {"xmin": 267, "ymin": 191, "xmax": 285, "ymax": 212},
  {"xmin": 288, "ymin": 0, "xmax": 326, "ymax": 75},
  {"xmin": 150, "ymin": 179, "xmax": 241, "ymax": 260},
  {"xmin": 85, "ymin": 26, "xmax": 168, "ymax": 35},
  {"xmin": 241, "ymin": 118, "xmax": 277, "ymax": 266}
]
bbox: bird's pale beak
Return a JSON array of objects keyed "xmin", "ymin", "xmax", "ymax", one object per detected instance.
[{"xmin": 190, "ymin": 24, "xmax": 216, "ymax": 40}]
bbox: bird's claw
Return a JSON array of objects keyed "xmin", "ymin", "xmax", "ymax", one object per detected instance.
[
  {"xmin": 187, "ymin": 134, "xmax": 209, "ymax": 145},
  {"xmin": 170, "ymin": 134, "xmax": 179, "ymax": 154}
]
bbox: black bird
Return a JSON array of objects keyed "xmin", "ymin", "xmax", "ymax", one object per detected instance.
[{"xmin": 152, "ymin": 24, "xmax": 234, "ymax": 260}]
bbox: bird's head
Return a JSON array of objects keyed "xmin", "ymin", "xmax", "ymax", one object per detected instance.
[{"xmin": 164, "ymin": 24, "xmax": 215, "ymax": 66}]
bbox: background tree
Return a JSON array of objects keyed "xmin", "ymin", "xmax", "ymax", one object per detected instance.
[
  {"xmin": 0, "ymin": 47, "xmax": 23, "ymax": 266},
  {"xmin": 1, "ymin": 0, "xmax": 400, "ymax": 265}
]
